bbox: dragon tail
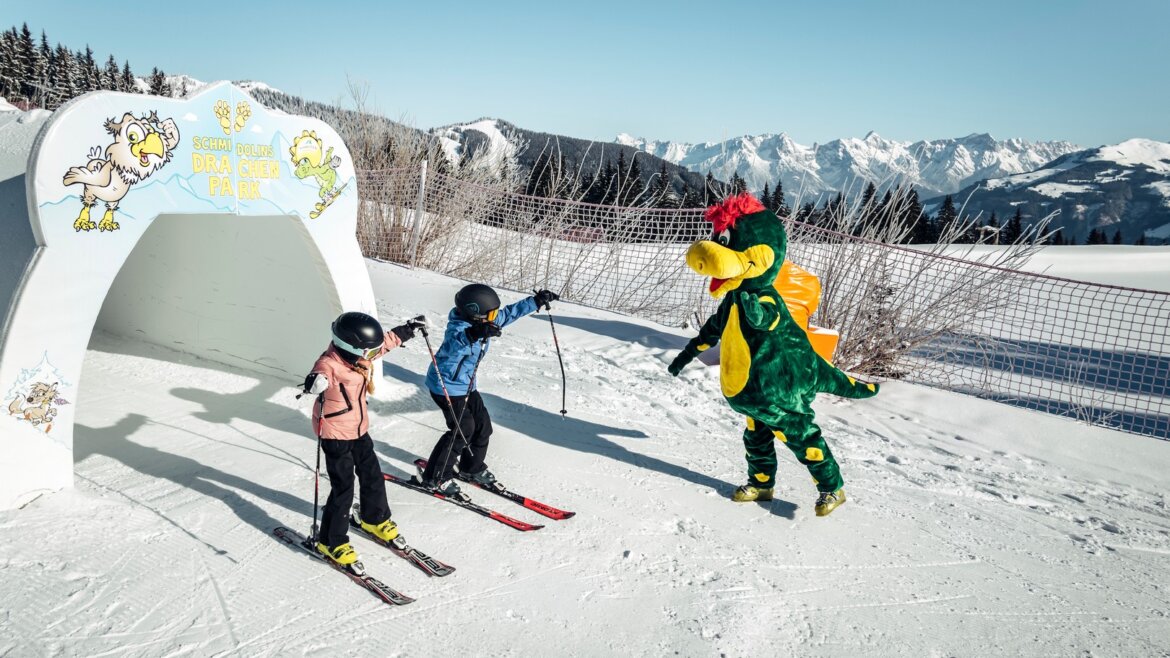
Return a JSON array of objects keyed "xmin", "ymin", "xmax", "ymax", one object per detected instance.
[{"xmin": 815, "ymin": 357, "xmax": 879, "ymax": 399}]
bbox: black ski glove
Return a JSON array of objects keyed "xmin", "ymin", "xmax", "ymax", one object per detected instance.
[
  {"xmin": 466, "ymin": 322, "xmax": 502, "ymax": 342},
  {"xmin": 390, "ymin": 315, "xmax": 428, "ymax": 343},
  {"xmin": 534, "ymin": 289, "xmax": 560, "ymax": 310}
]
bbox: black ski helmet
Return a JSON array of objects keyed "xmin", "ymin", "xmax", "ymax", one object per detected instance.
[
  {"xmin": 455, "ymin": 284, "xmax": 500, "ymax": 322},
  {"xmin": 331, "ymin": 311, "xmax": 383, "ymax": 357}
]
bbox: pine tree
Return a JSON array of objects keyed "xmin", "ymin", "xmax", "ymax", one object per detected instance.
[
  {"xmin": 1135, "ymin": 234, "xmax": 1148, "ymax": 246},
  {"xmin": 760, "ymin": 182, "xmax": 771, "ymax": 209},
  {"xmin": 121, "ymin": 60, "xmax": 136, "ymax": 92},
  {"xmin": 796, "ymin": 201, "xmax": 816, "ymax": 223},
  {"xmin": 16, "ymin": 23, "xmax": 35, "ymax": 100},
  {"xmin": 148, "ymin": 67, "xmax": 167, "ymax": 96},
  {"xmin": 1111, "ymin": 229, "xmax": 1122, "ymax": 245},
  {"xmin": 984, "ymin": 211, "xmax": 1000, "ymax": 244},
  {"xmin": 773, "ymin": 179, "xmax": 788, "ymax": 215},
  {"xmin": 27, "ymin": 30, "xmax": 51, "ymax": 106},
  {"xmin": 651, "ymin": 161, "xmax": 672, "ymax": 208},
  {"xmin": 704, "ymin": 171, "xmax": 718, "ymax": 205},
  {"xmin": 1051, "ymin": 228, "xmax": 1065, "ymax": 245},
  {"xmin": 0, "ymin": 29, "xmax": 16, "ymax": 99},
  {"xmin": 936, "ymin": 195, "xmax": 958, "ymax": 242},
  {"xmin": 80, "ymin": 46, "xmax": 99, "ymax": 92},
  {"xmin": 102, "ymin": 54, "xmax": 119, "ymax": 91},
  {"xmin": 860, "ymin": 181, "xmax": 877, "ymax": 217},
  {"xmin": 903, "ymin": 189, "xmax": 925, "ymax": 243},
  {"xmin": 623, "ymin": 153, "xmax": 645, "ymax": 205},
  {"xmin": 730, "ymin": 172, "xmax": 747, "ymax": 195},
  {"xmin": 1003, "ymin": 207, "xmax": 1024, "ymax": 244}
]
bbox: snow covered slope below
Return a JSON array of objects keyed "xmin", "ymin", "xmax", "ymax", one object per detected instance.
[{"xmin": 1, "ymin": 262, "xmax": 1168, "ymax": 656}]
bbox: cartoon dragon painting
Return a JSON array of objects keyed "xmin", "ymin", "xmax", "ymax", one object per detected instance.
[
  {"xmin": 62, "ymin": 111, "xmax": 180, "ymax": 232},
  {"xmin": 289, "ymin": 130, "xmax": 346, "ymax": 219}
]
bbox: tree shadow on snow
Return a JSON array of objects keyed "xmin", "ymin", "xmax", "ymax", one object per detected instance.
[
  {"xmin": 375, "ymin": 361, "xmax": 747, "ymax": 497},
  {"xmin": 74, "ymin": 412, "xmax": 316, "ymax": 560}
]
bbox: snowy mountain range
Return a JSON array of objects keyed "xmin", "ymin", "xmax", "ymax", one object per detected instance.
[
  {"xmin": 929, "ymin": 138, "xmax": 1170, "ymax": 243},
  {"xmin": 433, "ymin": 118, "xmax": 711, "ymax": 200},
  {"xmin": 616, "ymin": 131, "xmax": 1082, "ymax": 200}
]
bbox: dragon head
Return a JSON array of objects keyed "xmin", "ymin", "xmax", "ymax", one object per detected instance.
[
  {"xmin": 686, "ymin": 193, "xmax": 787, "ymax": 298},
  {"xmin": 289, "ymin": 130, "xmax": 324, "ymax": 177}
]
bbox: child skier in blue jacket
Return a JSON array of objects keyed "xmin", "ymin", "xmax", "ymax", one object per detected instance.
[{"xmin": 418, "ymin": 283, "xmax": 558, "ymax": 495}]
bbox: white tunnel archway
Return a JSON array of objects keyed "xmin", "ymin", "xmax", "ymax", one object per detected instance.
[{"xmin": 0, "ymin": 83, "xmax": 375, "ymax": 509}]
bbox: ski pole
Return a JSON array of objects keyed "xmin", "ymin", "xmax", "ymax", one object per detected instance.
[
  {"xmin": 536, "ymin": 293, "xmax": 568, "ymax": 418},
  {"xmin": 421, "ymin": 327, "xmax": 483, "ymax": 483},
  {"xmin": 437, "ymin": 342, "xmax": 487, "ymax": 480},
  {"xmin": 309, "ymin": 435, "xmax": 322, "ymax": 545}
]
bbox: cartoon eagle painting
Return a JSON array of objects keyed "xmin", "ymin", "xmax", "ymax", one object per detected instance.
[{"xmin": 62, "ymin": 111, "xmax": 180, "ymax": 232}]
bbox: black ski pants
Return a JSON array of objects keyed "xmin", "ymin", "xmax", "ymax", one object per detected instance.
[
  {"xmin": 318, "ymin": 434, "xmax": 390, "ymax": 547},
  {"xmin": 423, "ymin": 391, "xmax": 492, "ymax": 483}
]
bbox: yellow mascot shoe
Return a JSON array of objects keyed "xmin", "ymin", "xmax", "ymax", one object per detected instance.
[
  {"xmin": 361, "ymin": 518, "xmax": 400, "ymax": 543},
  {"xmin": 732, "ymin": 485, "xmax": 774, "ymax": 502},
  {"xmin": 814, "ymin": 489, "xmax": 846, "ymax": 516},
  {"xmin": 316, "ymin": 542, "xmax": 359, "ymax": 566}
]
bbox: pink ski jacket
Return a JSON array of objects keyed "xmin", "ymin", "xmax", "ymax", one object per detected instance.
[{"xmin": 310, "ymin": 331, "xmax": 401, "ymax": 440}]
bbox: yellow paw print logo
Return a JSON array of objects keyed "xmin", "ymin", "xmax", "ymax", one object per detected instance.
[
  {"xmin": 212, "ymin": 99, "xmax": 253, "ymax": 135},
  {"xmin": 214, "ymin": 100, "xmax": 232, "ymax": 135},
  {"xmin": 234, "ymin": 101, "xmax": 252, "ymax": 132}
]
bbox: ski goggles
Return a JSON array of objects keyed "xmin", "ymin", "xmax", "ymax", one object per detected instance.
[
  {"xmin": 471, "ymin": 308, "xmax": 499, "ymax": 322},
  {"xmin": 333, "ymin": 335, "xmax": 382, "ymax": 360}
]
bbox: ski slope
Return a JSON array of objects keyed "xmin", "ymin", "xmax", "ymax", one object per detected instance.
[{"xmin": 2, "ymin": 261, "xmax": 1169, "ymax": 657}]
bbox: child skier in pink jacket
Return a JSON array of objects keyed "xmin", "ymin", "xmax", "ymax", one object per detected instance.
[{"xmin": 302, "ymin": 311, "xmax": 424, "ymax": 567}]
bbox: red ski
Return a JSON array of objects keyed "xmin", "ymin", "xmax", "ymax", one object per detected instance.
[
  {"xmin": 382, "ymin": 471, "xmax": 544, "ymax": 532},
  {"xmin": 415, "ymin": 459, "xmax": 575, "ymax": 521}
]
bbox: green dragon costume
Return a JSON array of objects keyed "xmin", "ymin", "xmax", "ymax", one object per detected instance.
[{"xmin": 668, "ymin": 193, "xmax": 879, "ymax": 516}]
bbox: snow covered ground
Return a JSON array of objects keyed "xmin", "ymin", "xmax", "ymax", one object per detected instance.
[{"xmin": 2, "ymin": 261, "xmax": 1169, "ymax": 657}]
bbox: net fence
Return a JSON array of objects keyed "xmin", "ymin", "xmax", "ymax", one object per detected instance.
[{"xmin": 356, "ymin": 165, "xmax": 1170, "ymax": 439}]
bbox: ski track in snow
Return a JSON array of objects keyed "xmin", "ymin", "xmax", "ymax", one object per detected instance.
[{"xmin": 1, "ymin": 261, "xmax": 1168, "ymax": 656}]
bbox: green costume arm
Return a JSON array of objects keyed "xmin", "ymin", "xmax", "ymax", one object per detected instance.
[
  {"xmin": 736, "ymin": 290, "xmax": 784, "ymax": 331},
  {"xmin": 668, "ymin": 303, "xmax": 728, "ymax": 376}
]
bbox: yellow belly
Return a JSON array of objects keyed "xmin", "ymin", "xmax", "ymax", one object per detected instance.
[{"xmin": 720, "ymin": 303, "xmax": 752, "ymax": 398}]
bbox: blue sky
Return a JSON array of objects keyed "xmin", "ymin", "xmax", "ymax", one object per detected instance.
[{"xmin": 12, "ymin": 1, "xmax": 1170, "ymax": 146}]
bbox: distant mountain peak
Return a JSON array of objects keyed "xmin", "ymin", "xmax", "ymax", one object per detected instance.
[{"xmin": 619, "ymin": 130, "xmax": 1083, "ymax": 198}]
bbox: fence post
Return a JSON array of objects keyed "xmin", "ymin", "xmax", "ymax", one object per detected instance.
[{"xmin": 409, "ymin": 159, "xmax": 428, "ymax": 268}]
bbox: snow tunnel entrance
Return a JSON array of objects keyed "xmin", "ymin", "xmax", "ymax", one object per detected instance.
[{"xmin": 90, "ymin": 213, "xmax": 340, "ymax": 380}]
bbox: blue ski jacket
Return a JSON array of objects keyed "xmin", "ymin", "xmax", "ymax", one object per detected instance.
[{"xmin": 425, "ymin": 296, "xmax": 539, "ymax": 396}]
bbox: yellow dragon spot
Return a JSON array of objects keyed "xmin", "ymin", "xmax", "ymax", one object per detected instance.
[
  {"xmin": 753, "ymin": 472, "xmax": 770, "ymax": 483},
  {"xmin": 805, "ymin": 447, "xmax": 824, "ymax": 462},
  {"xmin": 773, "ymin": 430, "xmax": 787, "ymax": 443},
  {"xmin": 289, "ymin": 130, "xmax": 323, "ymax": 168},
  {"xmin": 745, "ymin": 417, "xmax": 756, "ymax": 431},
  {"xmin": 720, "ymin": 303, "xmax": 751, "ymax": 398}
]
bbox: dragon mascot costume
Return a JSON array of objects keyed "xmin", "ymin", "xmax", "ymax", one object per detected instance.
[{"xmin": 668, "ymin": 193, "xmax": 879, "ymax": 516}]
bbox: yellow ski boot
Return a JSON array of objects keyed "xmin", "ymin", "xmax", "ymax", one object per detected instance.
[
  {"xmin": 732, "ymin": 485, "xmax": 774, "ymax": 502},
  {"xmin": 361, "ymin": 518, "xmax": 400, "ymax": 543},
  {"xmin": 815, "ymin": 489, "xmax": 846, "ymax": 516},
  {"xmin": 316, "ymin": 542, "xmax": 359, "ymax": 567}
]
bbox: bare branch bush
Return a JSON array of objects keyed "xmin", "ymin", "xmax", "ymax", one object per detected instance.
[
  {"xmin": 784, "ymin": 178, "xmax": 1052, "ymax": 378},
  {"xmin": 339, "ymin": 80, "xmax": 525, "ymax": 265}
]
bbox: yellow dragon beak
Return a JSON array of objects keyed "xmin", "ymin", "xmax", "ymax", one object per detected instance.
[
  {"xmin": 685, "ymin": 240, "xmax": 776, "ymax": 298},
  {"xmin": 132, "ymin": 131, "xmax": 166, "ymax": 164}
]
